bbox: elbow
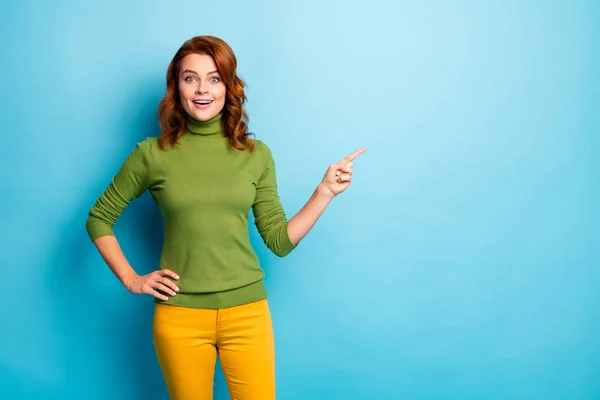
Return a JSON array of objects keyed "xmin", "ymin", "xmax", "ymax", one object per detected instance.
[
  {"xmin": 85, "ymin": 213, "xmax": 115, "ymax": 242},
  {"xmin": 272, "ymin": 245, "xmax": 294, "ymax": 258},
  {"xmin": 266, "ymin": 227, "xmax": 297, "ymax": 258},
  {"xmin": 257, "ymin": 219, "xmax": 297, "ymax": 258},
  {"xmin": 85, "ymin": 214, "xmax": 95, "ymax": 240}
]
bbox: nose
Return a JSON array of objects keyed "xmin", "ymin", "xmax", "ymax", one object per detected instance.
[{"xmin": 195, "ymin": 81, "xmax": 208, "ymax": 95}]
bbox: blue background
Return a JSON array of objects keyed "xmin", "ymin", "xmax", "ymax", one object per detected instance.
[{"xmin": 1, "ymin": 0, "xmax": 598, "ymax": 399}]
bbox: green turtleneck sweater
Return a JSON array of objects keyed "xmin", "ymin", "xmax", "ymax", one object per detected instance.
[{"xmin": 86, "ymin": 113, "xmax": 296, "ymax": 309}]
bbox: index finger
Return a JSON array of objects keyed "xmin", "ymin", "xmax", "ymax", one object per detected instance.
[
  {"xmin": 339, "ymin": 148, "xmax": 367, "ymax": 164},
  {"xmin": 158, "ymin": 269, "xmax": 180, "ymax": 280}
]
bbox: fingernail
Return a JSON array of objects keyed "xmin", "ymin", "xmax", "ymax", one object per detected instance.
[
  {"xmin": 175, "ymin": 275, "xmax": 180, "ymax": 279},
  {"xmin": 175, "ymin": 287, "xmax": 180, "ymax": 292}
]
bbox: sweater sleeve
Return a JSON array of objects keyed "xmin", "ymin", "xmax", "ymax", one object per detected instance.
[
  {"xmin": 252, "ymin": 141, "xmax": 297, "ymax": 258},
  {"xmin": 85, "ymin": 139, "xmax": 152, "ymax": 241}
]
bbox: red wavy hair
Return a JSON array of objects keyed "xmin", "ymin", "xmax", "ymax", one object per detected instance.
[{"xmin": 157, "ymin": 36, "xmax": 254, "ymax": 152}]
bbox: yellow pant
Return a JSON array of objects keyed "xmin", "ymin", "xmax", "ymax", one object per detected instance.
[{"xmin": 152, "ymin": 299, "xmax": 275, "ymax": 400}]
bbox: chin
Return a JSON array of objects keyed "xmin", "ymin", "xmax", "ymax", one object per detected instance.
[
  {"xmin": 185, "ymin": 103, "xmax": 222, "ymax": 122},
  {"xmin": 193, "ymin": 112, "xmax": 216, "ymax": 121},
  {"xmin": 186, "ymin": 108, "xmax": 215, "ymax": 122}
]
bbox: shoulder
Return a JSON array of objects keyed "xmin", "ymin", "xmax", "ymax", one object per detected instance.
[
  {"xmin": 137, "ymin": 136, "xmax": 159, "ymax": 151},
  {"xmin": 251, "ymin": 139, "xmax": 274, "ymax": 158},
  {"xmin": 250, "ymin": 139, "xmax": 280, "ymax": 174},
  {"xmin": 122, "ymin": 137, "xmax": 162, "ymax": 168},
  {"xmin": 134, "ymin": 136, "xmax": 162, "ymax": 158}
]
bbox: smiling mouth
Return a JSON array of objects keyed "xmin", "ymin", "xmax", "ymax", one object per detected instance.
[{"xmin": 193, "ymin": 100, "xmax": 213, "ymax": 105}]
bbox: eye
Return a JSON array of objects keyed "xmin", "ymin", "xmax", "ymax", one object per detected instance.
[
  {"xmin": 184, "ymin": 76, "xmax": 196, "ymax": 83},
  {"xmin": 210, "ymin": 77, "xmax": 221, "ymax": 83}
]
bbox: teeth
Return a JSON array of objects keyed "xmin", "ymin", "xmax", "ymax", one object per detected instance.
[{"xmin": 194, "ymin": 100, "xmax": 211, "ymax": 104}]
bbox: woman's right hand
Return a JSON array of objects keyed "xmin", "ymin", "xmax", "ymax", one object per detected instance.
[{"xmin": 124, "ymin": 269, "xmax": 180, "ymax": 301}]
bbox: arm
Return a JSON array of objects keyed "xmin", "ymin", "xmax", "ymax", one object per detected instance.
[
  {"xmin": 287, "ymin": 148, "xmax": 367, "ymax": 245},
  {"xmin": 286, "ymin": 185, "xmax": 333, "ymax": 246},
  {"xmin": 93, "ymin": 235, "xmax": 144, "ymax": 289},
  {"xmin": 86, "ymin": 139, "xmax": 179, "ymax": 300},
  {"xmin": 92, "ymin": 235, "xmax": 179, "ymax": 300}
]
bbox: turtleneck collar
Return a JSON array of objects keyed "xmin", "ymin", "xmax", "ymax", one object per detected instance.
[{"xmin": 185, "ymin": 113, "xmax": 226, "ymax": 137}]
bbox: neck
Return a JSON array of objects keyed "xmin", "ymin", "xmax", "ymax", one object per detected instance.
[{"xmin": 186, "ymin": 113, "xmax": 225, "ymax": 137}]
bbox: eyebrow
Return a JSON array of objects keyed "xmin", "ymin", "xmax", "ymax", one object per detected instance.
[{"xmin": 181, "ymin": 69, "xmax": 220, "ymax": 76}]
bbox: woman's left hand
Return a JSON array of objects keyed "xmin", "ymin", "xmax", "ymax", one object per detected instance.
[{"xmin": 318, "ymin": 148, "xmax": 367, "ymax": 198}]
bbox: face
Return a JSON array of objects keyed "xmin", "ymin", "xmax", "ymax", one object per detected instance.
[{"xmin": 178, "ymin": 54, "xmax": 226, "ymax": 121}]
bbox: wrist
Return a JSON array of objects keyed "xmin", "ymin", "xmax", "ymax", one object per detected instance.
[
  {"xmin": 316, "ymin": 183, "xmax": 335, "ymax": 201},
  {"xmin": 121, "ymin": 271, "xmax": 138, "ymax": 291}
]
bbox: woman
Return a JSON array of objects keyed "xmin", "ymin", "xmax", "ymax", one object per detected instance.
[{"xmin": 86, "ymin": 35, "xmax": 365, "ymax": 400}]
